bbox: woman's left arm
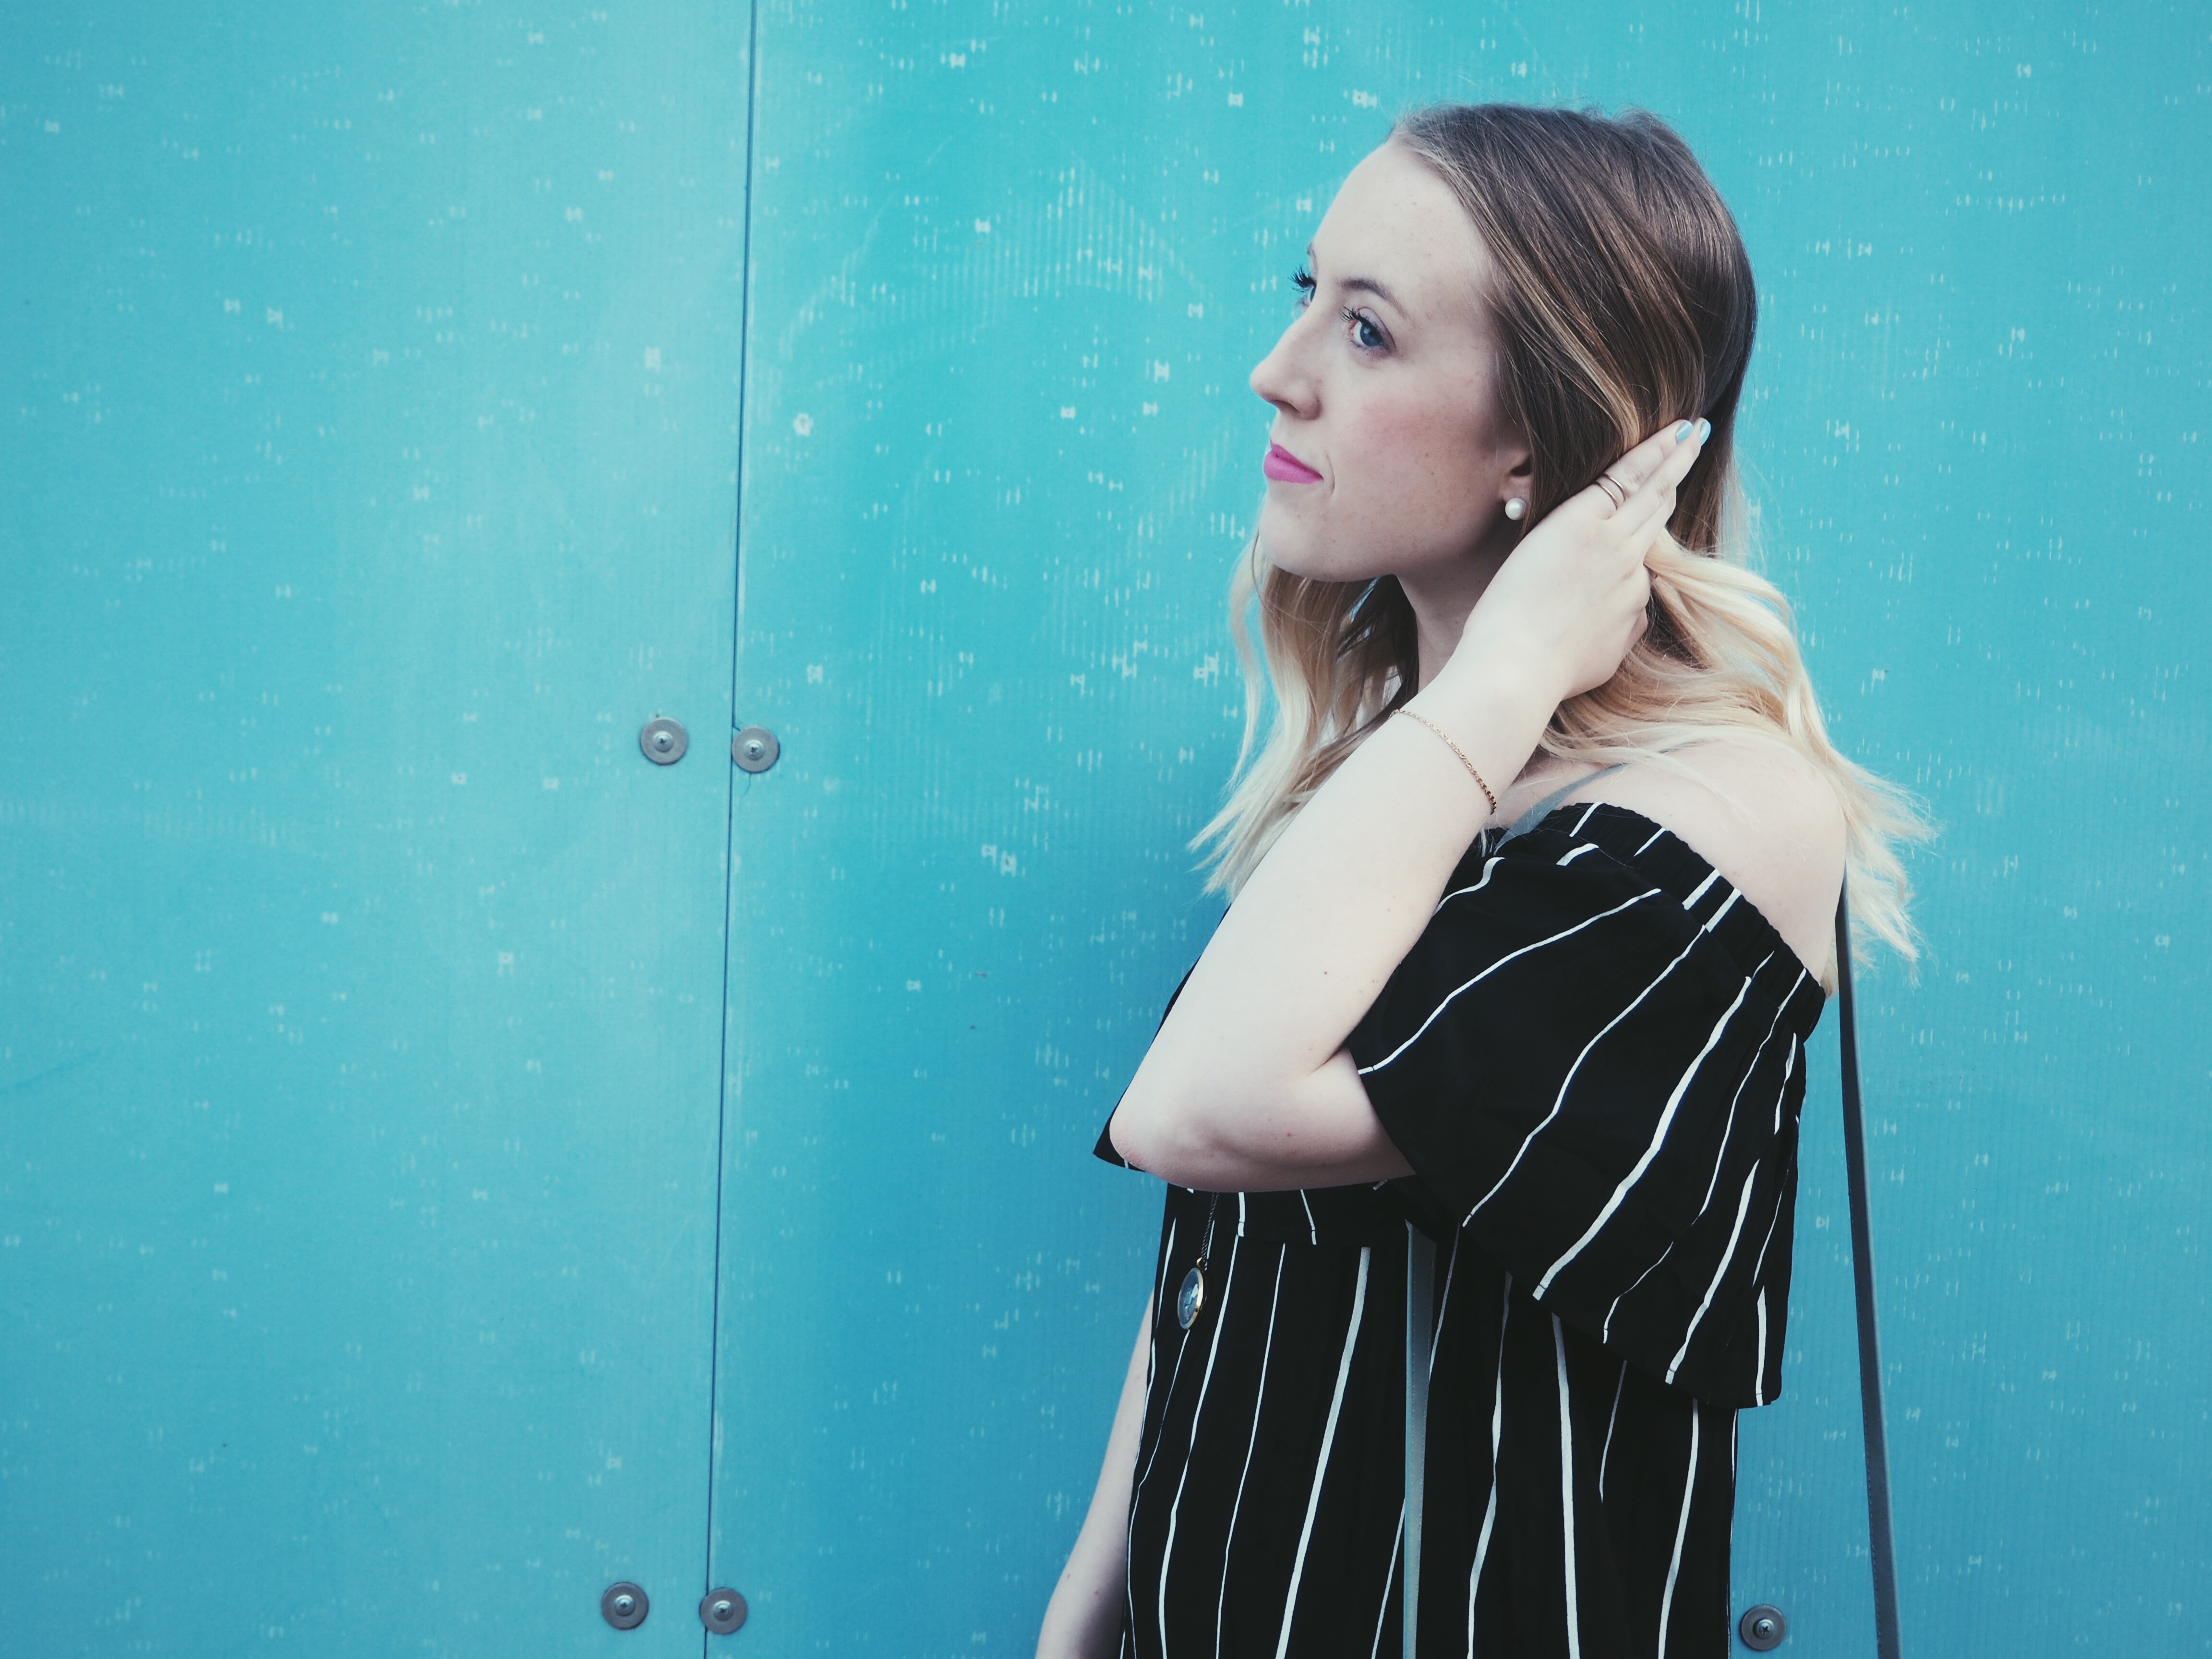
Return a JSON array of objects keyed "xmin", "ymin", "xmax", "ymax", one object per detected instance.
[
  {"xmin": 1108, "ymin": 685, "xmax": 1530, "ymax": 1191},
  {"xmin": 1110, "ymin": 423, "xmax": 1704, "ymax": 1190}
]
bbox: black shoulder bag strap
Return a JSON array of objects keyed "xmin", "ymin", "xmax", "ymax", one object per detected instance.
[{"xmin": 1835, "ymin": 886, "xmax": 1904, "ymax": 1659}]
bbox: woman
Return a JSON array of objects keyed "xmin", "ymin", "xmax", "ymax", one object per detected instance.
[{"xmin": 1037, "ymin": 104, "xmax": 1919, "ymax": 1659}]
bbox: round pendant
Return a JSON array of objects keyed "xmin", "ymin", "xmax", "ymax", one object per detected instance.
[{"xmin": 1176, "ymin": 1265, "xmax": 1206, "ymax": 1330}]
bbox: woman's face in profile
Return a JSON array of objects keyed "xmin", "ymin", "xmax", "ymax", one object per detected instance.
[{"xmin": 1249, "ymin": 144, "xmax": 1528, "ymax": 590}]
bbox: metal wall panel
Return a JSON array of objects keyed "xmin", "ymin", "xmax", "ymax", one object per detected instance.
[
  {"xmin": 0, "ymin": 5, "xmax": 750, "ymax": 1652},
  {"xmin": 714, "ymin": 3, "xmax": 2207, "ymax": 1654},
  {"xmin": 6, "ymin": 1, "xmax": 2205, "ymax": 1654}
]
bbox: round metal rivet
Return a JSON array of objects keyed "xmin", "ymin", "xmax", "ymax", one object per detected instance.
[
  {"xmin": 601, "ymin": 1581, "xmax": 650, "ymax": 1631},
  {"xmin": 640, "ymin": 718, "xmax": 688, "ymax": 766},
  {"xmin": 700, "ymin": 1587, "xmax": 749, "ymax": 1635},
  {"xmin": 1738, "ymin": 1603, "xmax": 1786, "ymax": 1651},
  {"xmin": 732, "ymin": 725, "xmax": 780, "ymax": 774}
]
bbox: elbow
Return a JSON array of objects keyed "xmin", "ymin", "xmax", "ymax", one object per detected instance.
[
  {"xmin": 1111, "ymin": 1048, "xmax": 1397, "ymax": 1190},
  {"xmin": 1107, "ymin": 1076, "xmax": 1231, "ymax": 1186},
  {"xmin": 1104, "ymin": 1082, "xmax": 1179, "ymax": 1178}
]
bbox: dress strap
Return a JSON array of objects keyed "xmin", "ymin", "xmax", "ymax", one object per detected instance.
[{"xmin": 1504, "ymin": 761, "xmax": 1633, "ymax": 841}]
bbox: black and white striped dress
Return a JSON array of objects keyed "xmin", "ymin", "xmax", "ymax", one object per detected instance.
[{"xmin": 1098, "ymin": 802, "xmax": 1827, "ymax": 1659}]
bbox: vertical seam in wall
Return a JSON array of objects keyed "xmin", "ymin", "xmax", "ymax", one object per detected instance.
[{"xmin": 701, "ymin": 0, "xmax": 767, "ymax": 1632}]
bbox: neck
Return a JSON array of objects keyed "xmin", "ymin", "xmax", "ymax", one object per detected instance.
[{"xmin": 1398, "ymin": 542, "xmax": 1513, "ymax": 691}]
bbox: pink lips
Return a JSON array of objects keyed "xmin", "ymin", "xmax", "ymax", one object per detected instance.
[{"xmin": 1263, "ymin": 442, "xmax": 1322, "ymax": 484}]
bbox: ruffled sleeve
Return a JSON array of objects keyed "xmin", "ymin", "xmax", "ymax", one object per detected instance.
[{"xmin": 1349, "ymin": 805, "xmax": 1827, "ymax": 1406}]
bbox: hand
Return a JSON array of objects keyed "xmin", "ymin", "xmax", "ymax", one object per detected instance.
[{"xmin": 1447, "ymin": 418, "xmax": 1708, "ymax": 709}]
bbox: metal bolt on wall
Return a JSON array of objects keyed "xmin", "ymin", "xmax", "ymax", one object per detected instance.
[
  {"xmin": 701, "ymin": 1587, "xmax": 749, "ymax": 1634},
  {"xmin": 600, "ymin": 1582, "xmax": 649, "ymax": 1631},
  {"xmin": 1739, "ymin": 1604, "xmax": 1787, "ymax": 1651}
]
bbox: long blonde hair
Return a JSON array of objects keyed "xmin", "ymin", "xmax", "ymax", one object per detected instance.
[{"xmin": 1197, "ymin": 105, "xmax": 1926, "ymax": 974}]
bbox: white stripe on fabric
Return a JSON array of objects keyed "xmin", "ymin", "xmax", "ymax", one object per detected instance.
[
  {"xmin": 1532, "ymin": 972, "xmax": 1752, "ymax": 1293},
  {"xmin": 1158, "ymin": 1234, "xmax": 1240, "ymax": 1655},
  {"xmin": 1236, "ymin": 1191, "xmax": 1248, "ymax": 1237},
  {"xmin": 1753, "ymin": 1290, "xmax": 1770, "ymax": 1407},
  {"xmin": 1554, "ymin": 1316, "xmax": 1582, "ymax": 1659},
  {"xmin": 1358, "ymin": 890, "xmax": 1663, "ymax": 1078},
  {"xmin": 1298, "ymin": 1190, "xmax": 1317, "ymax": 1246},
  {"xmin": 1603, "ymin": 1019, "xmax": 1773, "ymax": 1340},
  {"xmin": 1467, "ymin": 1275, "xmax": 1514, "ymax": 1658},
  {"xmin": 1655, "ymin": 1402, "xmax": 1701, "ymax": 1659},
  {"xmin": 1129, "ymin": 1217, "xmax": 1186, "ymax": 1637},
  {"xmin": 1683, "ymin": 868, "xmax": 1720, "ymax": 909},
  {"xmin": 1666, "ymin": 1162, "xmax": 1762, "ymax": 1384},
  {"xmin": 1772, "ymin": 1033, "xmax": 1799, "ymax": 1134},
  {"xmin": 1215, "ymin": 1247, "xmax": 1287, "ymax": 1659},
  {"xmin": 1428, "ymin": 1237, "xmax": 1458, "ymax": 1382},
  {"xmin": 1748, "ymin": 1189, "xmax": 1786, "ymax": 1287},
  {"xmin": 1558, "ymin": 842, "xmax": 1599, "ymax": 866},
  {"xmin": 1695, "ymin": 990, "xmax": 1793, "ymax": 1215},
  {"xmin": 1370, "ymin": 1513, "xmax": 1404, "ymax": 1659},
  {"xmin": 1598, "ymin": 1360, "xmax": 1627, "ymax": 1500},
  {"xmin": 1746, "ymin": 1188, "xmax": 1787, "ymax": 1407},
  {"xmin": 1634, "ymin": 824, "xmax": 1668, "ymax": 855},
  {"xmin": 1601, "ymin": 1258, "xmax": 1660, "ymax": 1343},
  {"xmin": 1152, "ymin": 1218, "xmax": 1180, "ymax": 1328},
  {"xmin": 1433, "ymin": 857, "xmax": 1503, "ymax": 914},
  {"xmin": 1571, "ymin": 800, "xmax": 1604, "ymax": 835},
  {"xmin": 1459, "ymin": 909, "xmax": 1701, "ymax": 1226},
  {"xmin": 1272, "ymin": 1246, "xmax": 1371, "ymax": 1659},
  {"xmin": 1597, "ymin": 965, "xmax": 1800, "ymax": 1340},
  {"xmin": 1700, "ymin": 888, "xmax": 1740, "ymax": 931}
]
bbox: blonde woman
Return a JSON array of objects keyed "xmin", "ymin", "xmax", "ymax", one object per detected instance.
[{"xmin": 1037, "ymin": 105, "xmax": 1918, "ymax": 1659}]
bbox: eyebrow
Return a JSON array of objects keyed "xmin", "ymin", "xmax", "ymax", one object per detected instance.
[
  {"xmin": 1306, "ymin": 245, "xmax": 1404, "ymax": 314},
  {"xmin": 1340, "ymin": 275, "xmax": 1402, "ymax": 311}
]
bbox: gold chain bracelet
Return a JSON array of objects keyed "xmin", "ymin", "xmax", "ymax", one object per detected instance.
[{"xmin": 1396, "ymin": 708, "xmax": 1498, "ymax": 815}]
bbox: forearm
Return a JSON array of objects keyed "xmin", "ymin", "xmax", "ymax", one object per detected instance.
[
  {"xmin": 1038, "ymin": 1298, "xmax": 1154, "ymax": 1659},
  {"xmin": 1112, "ymin": 660, "xmax": 1554, "ymax": 1182}
]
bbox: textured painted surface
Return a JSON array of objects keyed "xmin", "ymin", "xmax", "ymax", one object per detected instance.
[
  {"xmin": 0, "ymin": 4, "xmax": 750, "ymax": 1653},
  {"xmin": 4, "ymin": 1, "xmax": 2206, "ymax": 1655}
]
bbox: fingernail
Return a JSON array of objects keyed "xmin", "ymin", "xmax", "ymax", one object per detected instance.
[
  {"xmin": 1695, "ymin": 418, "xmax": 1711, "ymax": 444},
  {"xmin": 1673, "ymin": 421, "xmax": 1695, "ymax": 443}
]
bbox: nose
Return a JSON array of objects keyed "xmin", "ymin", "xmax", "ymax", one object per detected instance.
[{"xmin": 1249, "ymin": 314, "xmax": 1318, "ymax": 422}]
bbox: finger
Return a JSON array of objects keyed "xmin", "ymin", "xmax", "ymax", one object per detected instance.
[
  {"xmin": 1589, "ymin": 417, "xmax": 1706, "ymax": 517},
  {"xmin": 1617, "ymin": 479, "xmax": 1681, "ymax": 555},
  {"xmin": 1622, "ymin": 421, "xmax": 1705, "ymax": 518},
  {"xmin": 1602, "ymin": 454, "xmax": 1695, "ymax": 541}
]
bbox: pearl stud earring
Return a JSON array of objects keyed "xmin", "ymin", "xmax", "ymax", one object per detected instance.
[{"xmin": 1503, "ymin": 497, "xmax": 1527, "ymax": 522}]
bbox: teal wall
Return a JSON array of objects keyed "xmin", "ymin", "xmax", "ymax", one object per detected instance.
[{"xmin": 3, "ymin": 2, "xmax": 2204, "ymax": 1654}]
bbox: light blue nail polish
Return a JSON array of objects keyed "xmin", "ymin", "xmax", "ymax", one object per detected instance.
[
  {"xmin": 1695, "ymin": 418, "xmax": 1711, "ymax": 443},
  {"xmin": 1673, "ymin": 421, "xmax": 1695, "ymax": 443}
]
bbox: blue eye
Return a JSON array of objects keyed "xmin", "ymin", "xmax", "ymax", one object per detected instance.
[
  {"xmin": 1343, "ymin": 307, "xmax": 1387, "ymax": 351},
  {"xmin": 1291, "ymin": 265, "xmax": 1315, "ymax": 308}
]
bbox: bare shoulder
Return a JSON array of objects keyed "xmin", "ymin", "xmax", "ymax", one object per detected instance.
[{"xmin": 1563, "ymin": 736, "xmax": 1845, "ymax": 975}]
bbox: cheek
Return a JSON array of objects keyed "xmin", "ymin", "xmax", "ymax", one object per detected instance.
[{"xmin": 1341, "ymin": 390, "xmax": 1490, "ymax": 524}]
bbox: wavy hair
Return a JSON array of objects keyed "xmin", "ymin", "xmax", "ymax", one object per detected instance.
[{"xmin": 1197, "ymin": 104, "xmax": 1925, "ymax": 975}]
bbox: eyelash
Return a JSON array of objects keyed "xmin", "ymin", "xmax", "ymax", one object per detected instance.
[{"xmin": 1290, "ymin": 265, "xmax": 1388, "ymax": 352}]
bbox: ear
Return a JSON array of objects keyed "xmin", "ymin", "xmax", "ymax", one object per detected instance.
[{"xmin": 1500, "ymin": 442, "xmax": 1535, "ymax": 502}]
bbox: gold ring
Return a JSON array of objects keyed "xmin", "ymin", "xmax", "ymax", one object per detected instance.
[{"xmin": 1595, "ymin": 473, "xmax": 1629, "ymax": 509}]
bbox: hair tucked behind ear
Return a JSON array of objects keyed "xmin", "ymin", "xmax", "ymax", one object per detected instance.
[{"xmin": 1196, "ymin": 103, "xmax": 1926, "ymax": 978}]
